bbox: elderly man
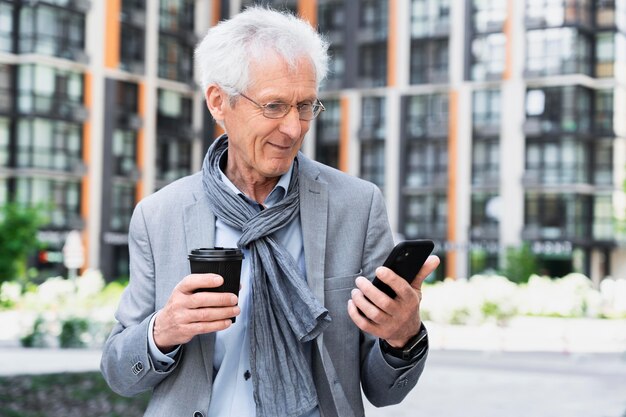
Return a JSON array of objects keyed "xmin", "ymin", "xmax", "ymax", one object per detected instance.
[{"xmin": 101, "ymin": 6, "xmax": 439, "ymax": 417}]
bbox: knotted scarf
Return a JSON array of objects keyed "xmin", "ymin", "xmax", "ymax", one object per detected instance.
[{"xmin": 201, "ymin": 135, "xmax": 331, "ymax": 417}]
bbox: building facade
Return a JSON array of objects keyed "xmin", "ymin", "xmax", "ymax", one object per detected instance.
[{"xmin": 0, "ymin": 0, "xmax": 624, "ymax": 283}]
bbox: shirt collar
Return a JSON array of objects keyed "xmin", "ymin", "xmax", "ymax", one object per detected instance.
[{"xmin": 219, "ymin": 162, "xmax": 294, "ymax": 209}]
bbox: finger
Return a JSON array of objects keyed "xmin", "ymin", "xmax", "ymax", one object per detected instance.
[
  {"xmin": 185, "ymin": 319, "xmax": 234, "ymax": 335},
  {"xmin": 371, "ymin": 267, "xmax": 413, "ymax": 302},
  {"xmin": 347, "ymin": 299, "xmax": 379, "ymax": 335},
  {"xmin": 409, "ymin": 255, "xmax": 441, "ymax": 291},
  {"xmin": 350, "ymin": 288, "xmax": 388, "ymax": 324},
  {"xmin": 187, "ymin": 305, "xmax": 241, "ymax": 323},
  {"xmin": 176, "ymin": 273, "xmax": 224, "ymax": 294},
  {"xmin": 355, "ymin": 276, "xmax": 395, "ymax": 316},
  {"xmin": 189, "ymin": 291, "xmax": 238, "ymax": 309}
]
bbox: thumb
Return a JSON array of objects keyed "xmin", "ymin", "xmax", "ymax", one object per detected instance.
[{"xmin": 410, "ymin": 255, "xmax": 440, "ymax": 291}]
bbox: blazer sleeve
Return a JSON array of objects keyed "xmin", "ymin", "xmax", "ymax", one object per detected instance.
[
  {"xmin": 358, "ymin": 186, "xmax": 428, "ymax": 407},
  {"xmin": 100, "ymin": 202, "xmax": 181, "ymax": 397}
]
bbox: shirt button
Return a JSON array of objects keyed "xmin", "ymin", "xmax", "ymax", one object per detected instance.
[{"xmin": 193, "ymin": 412, "xmax": 204, "ymax": 417}]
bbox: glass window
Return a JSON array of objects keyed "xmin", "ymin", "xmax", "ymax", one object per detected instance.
[
  {"xmin": 112, "ymin": 129, "xmax": 137, "ymax": 177},
  {"xmin": 324, "ymin": 46, "xmax": 345, "ymax": 89},
  {"xmin": 315, "ymin": 98, "xmax": 340, "ymax": 169},
  {"xmin": 471, "ymin": 192, "xmax": 500, "ymax": 236},
  {"xmin": 17, "ymin": 64, "xmax": 84, "ymax": 120},
  {"xmin": 595, "ymin": 89, "xmax": 614, "ymax": 134},
  {"xmin": 0, "ymin": 63, "xmax": 12, "ymax": 113},
  {"xmin": 593, "ymin": 139, "xmax": 613, "ymax": 186},
  {"xmin": 0, "ymin": 1, "xmax": 13, "ymax": 53},
  {"xmin": 526, "ymin": 0, "xmax": 592, "ymax": 28},
  {"xmin": 358, "ymin": 43, "xmax": 387, "ymax": 88},
  {"xmin": 157, "ymin": 89, "xmax": 193, "ymax": 137},
  {"xmin": 403, "ymin": 193, "xmax": 448, "ymax": 239},
  {"xmin": 472, "ymin": 138, "xmax": 499, "ymax": 186},
  {"xmin": 360, "ymin": 140, "xmax": 385, "ymax": 189},
  {"xmin": 360, "ymin": 0, "xmax": 388, "ymax": 38},
  {"xmin": 405, "ymin": 93, "xmax": 449, "ymax": 138},
  {"xmin": 15, "ymin": 177, "xmax": 81, "ymax": 229},
  {"xmin": 472, "ymin": 89, "xmax": 501, "ymax": 131},
  {"xmin": 110, "ymin": 182, "xmax": 135, "ymax": 231},
  {"xmin": 411, "ymin": 0, "xmax": 450, "ymax": 38},
  {"xmin": 18, "ymin": 3, "xmax": 85, "ymax": 59},
  {"xmin": 470, "ymin": 33, "xmax": 505, "ymax": 81},
  {"xmin": 525, "ymin": 86, "xmax": 591, "ymax": 134},
  {"xmin": 472, "ymin": 0, "xmax": 507, "ymax": 33},
  {"xmin": 156, "ymin": 139, "xmax": 191, "ymax": 182},
  {"xmin": 526, "ymin": 28, "xmax": 591, "ymax": 76},
  {"xmin": 359, "ymin": 96, "xmax": 385, "ymax": 189},
  {"xmin": 0, "ymin": 116, "xmax": 9, "ymax": 167},
  {"xmin": 360, "ymin": 96, "xmax": 386, "ymax": 139},
  {"xmin": 318, "ymin": 1, "xmax": 345, "ymax": 34},
  {"xmin": 596, "ymin": 32, "xmax": 615, "ymax": 78},
  {"xmin": 524, "ymin": 192, "xmax": 590, "ymax": 240},
  {"xmin": 410, "ymin": 38, "xmax": 449, "ymax": 84},
  {"xmin": 159, "ymin": 34, "xmax": 193, "ymax": 82},
  {"xmin": 405, "ymin": 139, "xmax": 448, "ymax": 187},
  {"xmin": 120, "ymin": 24, "xmax": 145, "ymax": 74},
  {"xmin": 525, "ymin": 138, "xmax": 587, "ymax": 185},
  {"xmin": 16, "ymin": 118, "xmax": 82, "ymax": 172},
  {"xmin": 593, "ymin": 195, "xmax": 614, "ymax": 240},
  {"xmin": 160, "ymin": 0, "xmax": 194, "ymax": 32}
]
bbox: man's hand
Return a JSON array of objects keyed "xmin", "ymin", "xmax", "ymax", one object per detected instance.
[
  {"xmin": 153, "ymin": 273, "xmax": 240, "ymax": 352},
  {"xmin": 347, "ymin": 255, "xmax": 440, "ymax": 348}
]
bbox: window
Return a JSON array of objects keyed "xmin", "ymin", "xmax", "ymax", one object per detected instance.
[
  {"xmin": 110, "ymin": 182, "xmax": 135, "ymax": 231},
  {"xmin": 241, "ymin": 0, "xmax": 297, "ymax": 15},
  {"xmin": 325, "ymin": 46, "xmax": 345, "ymax": 89},
  {"xmin": 472, "ymin": 138, "xmax": 499, "ymax": 186},
  {"xmin": 315, "ymin": 98, "xmax": 340, "ymax": 169},
  {"xmin": 19, "ymin": 3, "xmax": 85, "ymax": 60},
  {"xmin": 403, "ymin": 193, "xmax": 448, "ymax": 239},
  {"xmin": 112, "ymin": 129, "xmax": 137, "ymax": 177},
  {"xmin": 470, "ymin": 33, "xmax": 505, "ymax": 80},
  {"xmin": 405, "ymin": 139, "xmax": 448, "ymax": 187},
  {"xmin": 318, "ymin": 1, "xmax": 344, "ymax": 34},
  {"xmin": 15, "ymin": 177, "xmax": 81, "ymax": 229},
  {"xmin": 593, "ymin": 195, "xmax": 614, "ymax": 240},
  {"xmin": 473, "ymin": 89, "xmax": 501, "ymax": 132},
  {"xmin": 410, "ymin": 38, "xmax": 448, "ymax": 84},
  {"xmin": 596, "ymin": 32, "xmax": 615, "ymax": 78},
  {"xmin": 16, "ymin": 118, "xmax": 82, "ymax": 172},
  {"xmin": 159, "ymin": 0, "xmax": 194, "ymax": 32},
  {"xmin": 360, "ymin": 0, "xmax": 388, "ymax": 39},
  {"xmin": 526, "ymin": 28, "xmax": 591, "ymax": 76},
  {"xmin": 525, "ymin": 0, "xmax": 592, "ymax": 28},
  {"xmin": 159, "ymin": 34, "xmax": 193, "ymax": 82},
  {"xmin": 359, "ymin": 97, "xmax": 386, "ymax": 189},
  {"xmin": 0, "ymin": 64, "xmax": 12, "ymax": 113},
  {"xmin": 358, "ymin": 43, "xmax": 387, "ymax": 87},
  {"xmin": 156, "ymin": 139, "xmax": 191, "ymax": 182},
  {"xmin": 120, "ymin": 24, "xmax": 145, "ymax": 74},
  {"xmin": 593, "ymin": 139, "xmax": 613, "ymax": 186},
  {"xmin": 471, "ymin": 192, "xmax": 500, "ymax": 239},
  {"xmin": 411, "ymin": 0, "xmax": 450, "ymax": 38},
  {"xmin": 524, "ymin": 193, "xmax": 590, "ymax": 240},
  {"xmin": 472, "ymin": 0, "xmax": 506, "ymax": 33},
  {"xmin": 0, "ymin": 1, "xmax": 13, "ymax": 53},
  {"xmin": 0, "ymin": 117, "xmax": 9, "ymax": 167},
  {"xmin": 405, "ymin": 93, "xmax": 449, "ymax": 138},
  {"xmin": 157, "ymin": 89, "xmax": 192, "ymax": 135},
  {"xmin": 17, "ymin": 64, "xmax": 84, "ymax": 120},
  {"xmin": 525, "ymin": 86, "xmax": 591, "ymax": 134},
  {"xmin": 595, "ymin": 89, "xmax": 614, "ymax": 134},
  {"xmin": 525, "ymin": 138, "xmax": 587, "ymax": 185}
]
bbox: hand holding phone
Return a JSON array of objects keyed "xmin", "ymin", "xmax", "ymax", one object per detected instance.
[{"xmin": 372, "ymin": 240, "xmax": 434, "ymax": 299}]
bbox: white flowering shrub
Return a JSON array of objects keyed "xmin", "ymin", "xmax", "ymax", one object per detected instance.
[
  {"xmin": 422, "ymin": 274, "xmax": 626, "ymax": 324},
  {"xmin": 0, "ymin": 270, "xmax": 125, "ymax": 348}
]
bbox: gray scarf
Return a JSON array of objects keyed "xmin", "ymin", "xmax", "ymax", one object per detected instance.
[{"xmin": 201, "ymin": 135, "xmax": 331, "ymax": 417}]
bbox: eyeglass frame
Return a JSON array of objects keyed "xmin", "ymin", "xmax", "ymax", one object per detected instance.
[{"xmin": 237, "ymin": 92, "xmax": 325, "ymax": 121}]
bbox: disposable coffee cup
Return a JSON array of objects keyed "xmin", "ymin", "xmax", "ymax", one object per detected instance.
[{"xmin": 188, "ymin": 247, "xmax": 244, "ymax": 323}]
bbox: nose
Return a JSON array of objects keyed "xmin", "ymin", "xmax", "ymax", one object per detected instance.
[{"xmin": 278, "ymin": 106, "xmax": 304, "ymax": 139}]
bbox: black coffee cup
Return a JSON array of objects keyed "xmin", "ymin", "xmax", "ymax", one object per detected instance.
[{"xmin": 188, "ymin": 247, "xmax": 244, "ymax": 322}]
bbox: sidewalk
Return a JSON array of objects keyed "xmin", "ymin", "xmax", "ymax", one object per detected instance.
[{"xmin": 1, "ymin": 316, "xmax": 625, "ymax": 377}]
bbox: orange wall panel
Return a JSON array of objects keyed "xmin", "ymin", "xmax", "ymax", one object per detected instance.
[{"xmin": 105, "ymin": 0, "xmax": 121, "ymax": 69}]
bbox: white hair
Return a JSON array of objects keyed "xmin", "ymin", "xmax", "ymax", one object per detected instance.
[{"xmin": 194, "ymin": 6, "xmax": 329, "ymax": 96}]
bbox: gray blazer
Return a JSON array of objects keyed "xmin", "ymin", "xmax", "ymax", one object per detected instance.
[{"xmin": 100, "ymin": 153, "xmax": 427, "ymax": 417}]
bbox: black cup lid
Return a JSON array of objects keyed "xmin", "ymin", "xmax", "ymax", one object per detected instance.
[{"xmin": 189, "ymin": 247, "xmax": 244, "ymax": 260}]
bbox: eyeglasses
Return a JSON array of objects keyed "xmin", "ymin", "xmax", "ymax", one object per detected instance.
[{"xmin": 238, "ymin": 92, "xmax": 325, "ymax": 121}]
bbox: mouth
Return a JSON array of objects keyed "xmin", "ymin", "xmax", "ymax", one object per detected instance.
[{"xmin": 268, "ymin": 142, "xmax": 292, "ymax": 152}]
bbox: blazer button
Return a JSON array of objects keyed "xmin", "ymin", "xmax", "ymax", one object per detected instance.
[{"xmin": 193, "ymin": 411, "xmax": 204, "ymax": 417}]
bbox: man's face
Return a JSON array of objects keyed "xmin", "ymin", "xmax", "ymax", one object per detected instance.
[{"xmin": 221, "ymin": 57, "xmax": 317, "ymax": 180}]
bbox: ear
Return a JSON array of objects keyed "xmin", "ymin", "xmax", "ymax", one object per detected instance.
[{"xmin": 205, "ymin": 85, "xmax": 229, "ymax": 122}]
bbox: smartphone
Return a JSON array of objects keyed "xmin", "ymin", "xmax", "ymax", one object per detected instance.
[{"xmin": 372, "ymin": 240, "xmax": 434, "ymax": 299}]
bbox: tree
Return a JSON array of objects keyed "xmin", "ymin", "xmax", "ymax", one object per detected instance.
[
  {"xmin": 500, "ymin": 243, "xmax": 539, "ymax": 284},
  {"xmin": 0, "ymin": 203, "xmax": 45, "ymax": 284}
]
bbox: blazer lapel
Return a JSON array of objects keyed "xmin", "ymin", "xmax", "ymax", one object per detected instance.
[
  {"xmin": 298, "ymin": 156, "xmax": 328, "ymax": 306},
  {"xmin": 183, "ymin": 187, "xmax": 216, "ymax": 395}
]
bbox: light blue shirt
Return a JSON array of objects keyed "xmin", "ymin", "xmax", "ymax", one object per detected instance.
[{"xmin": 148, "ymin": 163, "xmax": 319, "ymax": 417}]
